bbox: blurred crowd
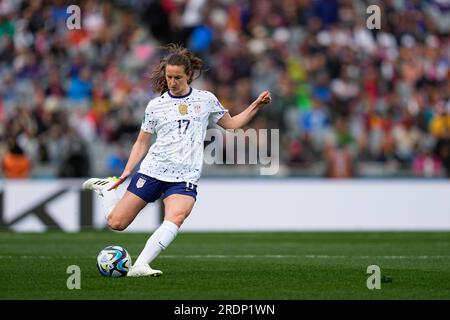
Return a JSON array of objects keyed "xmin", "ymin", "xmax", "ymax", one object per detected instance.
[{"xmin": 0, "ymin": 0, "xmax": 449, "ymax": 179}]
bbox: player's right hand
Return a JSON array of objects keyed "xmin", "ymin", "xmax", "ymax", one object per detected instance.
[
  {"xmin": 255, "ymin": 90, "xmax": 272, "ymax": 107},
  {"xmin": 107, "ymin": 171, "xmax": 131, "ymax": 191}
]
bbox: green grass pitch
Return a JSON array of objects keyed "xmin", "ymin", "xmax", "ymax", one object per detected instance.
[{"xmin": 1, "ymin": 231, "xmax": 449, "ymax": 299}]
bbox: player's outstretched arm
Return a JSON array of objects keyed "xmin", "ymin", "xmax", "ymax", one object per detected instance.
[
  {"xmin": 107, "ymin": 129, "xmax": 152, "ymax": 190},
  {"xmin": 217, "ymin": 90, "xmax": 271, "ymax": 130}
]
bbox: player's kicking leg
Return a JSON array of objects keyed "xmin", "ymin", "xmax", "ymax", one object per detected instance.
[
  {"xmin": 83, "ymin": 176, "xmax": 164, "ymax": 277},
  {"xmin": 82, "ymin": 177, "xmax": 118, "ymax": 195},
  {"xmin": 82, "ymin": 177, "xmax": 120, "ymax": 219}
]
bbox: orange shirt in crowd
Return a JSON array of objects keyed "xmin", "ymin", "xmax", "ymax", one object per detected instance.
[{"xmin": 2, "ymin": 153, "xmax": 31, "ymax": 178}]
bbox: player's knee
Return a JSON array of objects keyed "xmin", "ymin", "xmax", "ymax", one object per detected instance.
[
  {"xmin": 107, "ymin": 216, "xmax": 127, "ymax": 231},
  {"xmin": 170, "ymin": 214, "xmax": 186, "ymax": 227}
]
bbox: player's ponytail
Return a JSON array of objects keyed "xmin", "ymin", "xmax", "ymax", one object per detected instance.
[{"xmin": 150, "ymin": 44, "xmax": 203, "ymax": 94}]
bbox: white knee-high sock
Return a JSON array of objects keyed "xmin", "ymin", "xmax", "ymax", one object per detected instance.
[
  {"xmin": 100, "ymin": 188, "xmax": 120, "ymax": 219},
  {"xmin": 133, "ymin": 220, "xmax": 179, "ymax": 267}
]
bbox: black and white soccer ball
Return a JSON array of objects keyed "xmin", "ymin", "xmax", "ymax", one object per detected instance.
[{"xmin": 96, "ymin": 245, "xmax": 132, "ymax": 277}]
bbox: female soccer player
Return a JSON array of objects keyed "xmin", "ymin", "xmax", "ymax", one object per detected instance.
[{"xmin": 83, "ymin": 44, "xmax": 271, "ymax": 277}]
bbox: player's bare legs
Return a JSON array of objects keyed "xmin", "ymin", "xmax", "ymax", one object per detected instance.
[
  {"xmin": 128, "ymin": 194, "xmax": 195, "ymax": 277},
  {"xmin": 107, "ymin": 191, "xmax": 147, "ymax": 231},
  {"xmin": 163, "ymin": 194, "xmax": 196, "ymax": 227}
]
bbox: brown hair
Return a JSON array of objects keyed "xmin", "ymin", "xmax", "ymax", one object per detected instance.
[{"xmin": 150, "ymin": 44, "xmax": 203, "ymax": 94}]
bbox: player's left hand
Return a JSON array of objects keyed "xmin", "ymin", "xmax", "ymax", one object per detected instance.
[
  {"xmin": 107, "ymin": 171, "xmax": 131, "ymax": 191},
  {"xmin": 255, "ymin": 91, "xmax": 272, "ymax": 107}
]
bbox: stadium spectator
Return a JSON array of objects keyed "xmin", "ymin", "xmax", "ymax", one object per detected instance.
[
  {"xmin": 2, "ymin": 141, "xmax": 31, "ymax": 178},
  {"xmin": 57, "ymin": 128, "xmax": 91, "ymax": 178},
  {"xmin": 413, "ymin": 147, "xmax": 443, "ymax": 178}
]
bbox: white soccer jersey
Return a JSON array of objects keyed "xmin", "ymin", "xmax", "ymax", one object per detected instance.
[{"xmin": 139, "ymin": 87, "xmax": 227, "ymax": 184}]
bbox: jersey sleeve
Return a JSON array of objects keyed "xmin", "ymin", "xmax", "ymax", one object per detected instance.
[
  {"xmin": 208, "ymin": 93, "xmax": 228, "ymax": 124},
  {"xmin": 141, "ymin": 103, "xmax": 157, "ymax": 133}
]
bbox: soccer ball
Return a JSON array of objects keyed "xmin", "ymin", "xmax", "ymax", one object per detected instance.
[{"xmin": 96, "ymin": 245, "xmax": 132, "ymax": 277}]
